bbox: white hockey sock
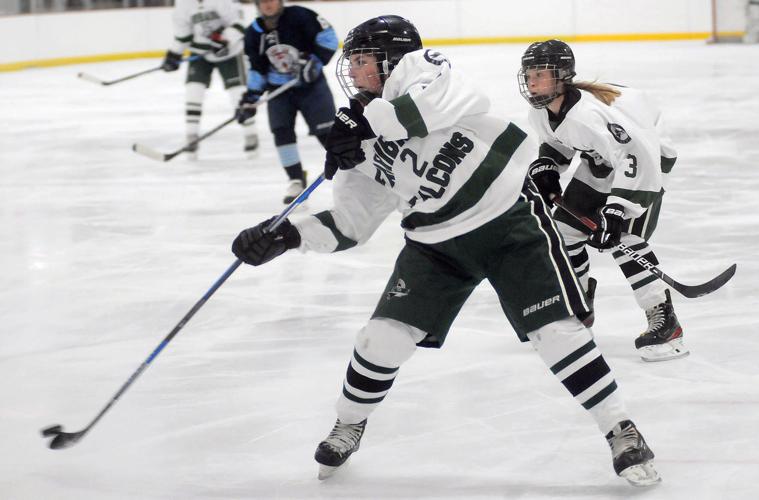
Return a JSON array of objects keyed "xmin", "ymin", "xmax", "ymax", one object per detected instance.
[
  {"xmin": 185, "ymin": 82, "xmax": 206, "ymax": 137},
  {"xmin": 612, "ymin": 236, "xmax": 668, "ymax": 310},
  {"xmin": 528, "ymin": 317, "xmax": 630, "ymax": 435},
  {"xmin": 336, "ymin": 318, "xmax": 426, "ymax": 424}
]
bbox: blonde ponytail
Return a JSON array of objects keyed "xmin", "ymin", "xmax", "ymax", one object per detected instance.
[{"xmin": 571, "ymin": 81, "xmax": 622, "ymax": 106}]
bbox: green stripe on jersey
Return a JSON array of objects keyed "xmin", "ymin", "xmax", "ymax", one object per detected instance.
[
  {"xmin": 661, "ymin": 156, "xmax": 676, "ymax": 173},
  {"xmin": 391, "ymin": 94, "xmax": 428, "ymax": 138},
  {"xmin": 539, "ymin": 142, "xmax": 572, "ymax": 166},
  {"xmin": 313, "ymin": 211, "xmax": 358, "ymax": 252},
  {"xmin": 402, "ymin": 122, "xmax": 527, "ymax": 229},
  {"xmin": 176, "ymin": 35, "xmax": 193, "ymax": 43},
  {"xmin": 609, "ymin": 187, "xmax": 661, "ymax": 209}
]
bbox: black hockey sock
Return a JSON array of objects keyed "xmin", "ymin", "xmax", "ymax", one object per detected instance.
[{"xmin": 284, "ymin": 163, "xmax": 305, "ymax": 181}]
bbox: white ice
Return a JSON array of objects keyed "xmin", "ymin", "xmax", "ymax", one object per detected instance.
[{"xmin": 1, "ymin": 41, "xmax": 758, "ymax": 499}]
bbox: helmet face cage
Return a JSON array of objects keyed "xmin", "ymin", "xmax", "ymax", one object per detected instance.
[
  {"xmin": 518, "ymin": 63, "xmax": 568, "ymax": 109},
  {"xmin": 336, "ymin": 47, "xmax": 391, "ymax": 104},
  {"xmin": 518, "ymin": 39, "xmax": 576, "ymax": 109}
]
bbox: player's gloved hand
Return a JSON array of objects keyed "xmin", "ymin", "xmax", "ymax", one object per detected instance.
[
  {"xmin": 209, "ymin": 30, "xmax": 230, "ymax": 58},
  {"xmin": 298, "ymin": 54, "xmax": 323, "ymax": 83},
  {"xmin": 236, "ymin": 89, "xmax": 263, "ymax": 124},
  {"xmin": 527, "ymin": 157, "xmax": 562, "ymax": 207},
  {"xmin": 232, "ymin": 217, "xmax": 301, "ymax": 266},
  {"xmin": 161, "ymin": 51, "xmax": 182, "ymax": 72},
  {"xmin": 324, "ymin": 99, "xmax": 376, "ymax": 180},
  {"xmin": 587, "ymin": 204, "xmax": 625, "ymax": 250}
]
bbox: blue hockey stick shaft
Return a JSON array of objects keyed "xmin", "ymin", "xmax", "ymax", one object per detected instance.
[{"xmin": 42, "ymin": 173, "xmax": 325, "ymax": 449}]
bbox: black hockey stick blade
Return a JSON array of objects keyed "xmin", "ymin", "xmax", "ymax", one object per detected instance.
[
  {"xmin": 132, "ymin": 143, "xmax": 175, "ymax": 162},
  {"xmin": 41, "ymin": 424, "xmax": 86, "ymax": 450},
  {"xmin": 669, "ymin": 263, "xmax": 737, "ymax": 299},
  {"xmin": 77, "ymin": 72, "xmax": 106, "ymax": 85}
]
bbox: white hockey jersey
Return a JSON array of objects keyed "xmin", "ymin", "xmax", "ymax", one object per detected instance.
[
  {"xmin": 169, "ymin": 0, "xmax": 246, "ymax": 62},
  {"xmin": 528, "ymin": 85, "xmax": 676, "ymax": 218},
  {"xmin": 295, "ymin": 49, "xmax": 535, "ymax": 253}
]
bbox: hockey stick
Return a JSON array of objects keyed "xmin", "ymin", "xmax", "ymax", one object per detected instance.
[
  {"xmin": 551, "ymin": 194, "xmax": 736, "ymax": 298},
  {"xmin": 132, "ymin": 78, "xmax": 300, "ymax": 162},
  {"xmin": 41, "ymin": 174, "xmax": 325, "ymax": 450},
  {"xmin": 77, "ymin": 55, "xmax": 200, "ymax": 86}
]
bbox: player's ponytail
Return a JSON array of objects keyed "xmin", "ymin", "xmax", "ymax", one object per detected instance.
[{"xmin": 571, "ymin": 81, "xmax": 621, "ymax": 106}]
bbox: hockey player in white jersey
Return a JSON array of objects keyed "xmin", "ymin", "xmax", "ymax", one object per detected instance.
[
  {"xmin": 518, "ymin": 39, "xmax": 688, "ymax": 362},
  {"xmin": 231, "ymin": 16, "xmax": 661, "ymax": 487},
  {"xmin": 161, "ymin": 0, "xmax": 258, "ymax": 159}
]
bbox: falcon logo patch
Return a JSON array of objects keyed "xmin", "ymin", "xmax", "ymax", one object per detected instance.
[
  {"xmin": 607, "ymin": 123, "xmax": 631, "ymax": 144},
  {"xmin": 386, "ymin": 279, "xmax": 410, "ymax": 299}
]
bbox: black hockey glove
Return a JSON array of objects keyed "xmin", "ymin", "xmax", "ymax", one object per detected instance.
[
  {"xmin": 161, "ymin": 51, "xmax": 182, "ymax": 72},
  {"xmin": 527, "ymin": 157, "xmax": 562, "ymax": 207},
  {"xmin": 232, "ymin": 217, "xmax": 301, "ymax": 266},
  {"xmin": 587, "ymin": 204, "xmax": 625, "ymax": 250},
  {"xmin": 236, "ymin": 89, "xmax": 263, "ymax": 124},
  {"xmin": 298, "ymin": 54, "xmax": 323, "ymax": 84},
  {"xmin": 324, "ymin": 99, "xmax": 376, "ymax": 180}
]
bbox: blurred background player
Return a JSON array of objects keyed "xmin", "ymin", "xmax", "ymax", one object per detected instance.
[
  {"xmin": 236, "ymin": 0, "xmax": 337, "ymax": 203},
  {"xmin": 162, "ymin": 0, "xmax": 258, "ymax": 160},
  {"xmin": 518, "ymin": 39, "xmax": 688, "ymax": 362},
  {"xmin": 231, "ymin": 16, "xmax": 660, "ymax": 487}
]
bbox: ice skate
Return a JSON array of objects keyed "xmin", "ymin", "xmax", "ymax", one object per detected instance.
[
  {"xmin": 283, "ymin": 172, "xmax": 307, "ymax": 204},
  {"xmin": 314, "ymin": 419, "xmax": 366, "ymax": 480},
  {"xmin": 577, "ymin": 276, "xmax": 597, "ymax": 328},
  {"xmin": 606, "ymin": 420, "xmax": 660, "ymax": 487},
  {"xmin": 244, "ymin": 133, "xmax": 259, "ymax": 159},
  {"xmin": 635, "ymin": 290, "xmax": 689, "ymax": 362},
  {"xmin": 185, "ymin": 134, "xmax": 198, "ymax": 161}
]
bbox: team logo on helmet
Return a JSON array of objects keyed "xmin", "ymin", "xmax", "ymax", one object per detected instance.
[{"xmin": 607, "ymin": 123, "xmax": 631, "ymax": 144}]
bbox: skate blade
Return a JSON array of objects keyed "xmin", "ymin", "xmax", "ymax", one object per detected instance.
[
  {"xmin": 317, "ymin": 457, "xmax": 350, "ymax": 480},
  {"xmin": 318, "ymin": 464, "xmax": 338, "ymax": 480},
  {"xmin": 619, "ymin": 461, "xmax": 661, "ymax": 487},
  {"xmin": 639, "ymin": 338, "xmax": 690, "ymax": 362}
]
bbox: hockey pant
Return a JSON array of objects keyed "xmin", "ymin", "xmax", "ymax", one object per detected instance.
[
  {"xmin": 336, "ymin": 316, "xmax": 628, "ymax": 436},
  {"xmin": 556, "ymin": 221, "xmax": 668, "ymax": 310},
  {"xmin": 184, "ymin": 82, "xmax": 256, "ymax": 141}
]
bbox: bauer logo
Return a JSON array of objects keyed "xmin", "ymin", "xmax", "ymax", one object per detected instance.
[
  {"xmin": 336, "ymin": 110, "xmax": 358, "ymax": 129},
  {"xmin": 607, "ymin": 123, "xmax": 631, "ymax": 144},
  {"xmin": 523, "ymin": 294, "xmax": 561, "ymax": 317},
  {"xmin": 386, "ymin": 279, "xmax": 410, "ymax": 299}
]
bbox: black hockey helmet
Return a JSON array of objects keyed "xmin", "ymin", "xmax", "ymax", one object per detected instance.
[
  {"xmin": 336, "ymin": 15, "xmax": 423, "ymax": 103},
  {"xmin": 518, "ymin": 39, "xmax": 576, "ymax": 109}
]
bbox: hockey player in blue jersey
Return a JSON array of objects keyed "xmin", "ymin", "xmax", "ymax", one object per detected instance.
[{"xmin": 236, "ymin": 0, "xmax": 338, "ymax": 203}]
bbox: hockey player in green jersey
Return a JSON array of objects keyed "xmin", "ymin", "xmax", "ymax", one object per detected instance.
[
  {"xmin": 161, "ymin": 0, "xmax": 258, "ymax": 159},
  {"xmin": 231, "ymin": 16, "xmax": 660, "ymax": 486},
  {"xmin": 518, "ymin": 39, "xmax": 688, "ymax": 362}
]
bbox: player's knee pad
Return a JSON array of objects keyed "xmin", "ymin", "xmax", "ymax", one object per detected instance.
[
  {"xmin": 185, "ymin": 82, "xmax": 206, "ymax": 105},
  {"xmin": 272, "ymin": 127, "xmax": 297, "ymax": 146},
  {"xmin": 354, "ymin": 318, "xmax": 424, "ymax": 368},
  {"xmin": 527, "ymin": 316, "xmax": 592, "ymax": 365}
]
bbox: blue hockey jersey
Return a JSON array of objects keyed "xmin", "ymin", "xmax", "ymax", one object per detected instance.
[{"xmin": 243, "ymin": 5, "xmax": 338, "ymax": 90}]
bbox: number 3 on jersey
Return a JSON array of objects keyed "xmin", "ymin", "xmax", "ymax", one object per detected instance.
[{"xmin": 624, "ymin": 154, "xmax": 638, "ymax": 177}]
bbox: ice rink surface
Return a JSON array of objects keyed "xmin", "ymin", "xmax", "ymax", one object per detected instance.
[{"xmin": 1, "ymin": 41, "xmax": 758, "ymax": 499}]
